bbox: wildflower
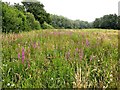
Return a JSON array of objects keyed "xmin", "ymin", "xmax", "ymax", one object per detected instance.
[
  {"xmin": 103, "ymin": 86, "xmax": 106, "ymax": 88},
  {"xmin": 33, "ymin": 42, "xmax": 36, "ymax": 48},
  {"xmin": 11, "ymin": 84, "xmax": 15, "ymax": 87},
  {"xmin": 86, "ymin": 39, "xmax": 90, "ymax": 46},
  {"xmin": 110, "ymin": 78, "xmax": 112, "ymax": 81},
  {"xmin": 66, "ymin": 51, "xmax": 70, "ymax": 60},
  {"xmin": 27, "ymin": 60, "xmax": 30, "ymax": 68},
  {"xmin": 18, "ymin": 53, "xmax": 20, "ymax": 59},
  {"xmin": 51, "ymin": 78, "xmax": 53, "ymax": 80},
  {"xmin": 110, "ymin": 74, "xmax": 113, "ymax": 77},
  {"xmin": 22, "ymin": 48, "xmax": 25, "ymax": 63},
  {"xmin": 18, "ymin": 44, "xmax": 20, "ymax": 47},
  {"xmin": 79, "ymin": 49, "xmax": 84, "ymax": 60},
  {"xmin": 74, "ymin": 48, "xmax": 79, "ymax": 57},
  {"xmin": 76, "ymin": 48, "xmax": 79, "ymax": 52},
  {"xmin": 7, "ymin": 83, "xmax": 10, "ymax": 86}
]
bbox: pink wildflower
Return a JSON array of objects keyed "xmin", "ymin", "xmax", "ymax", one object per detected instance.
[
  {"xmin": 66, "ymin": 51, "xmax": 70, "ymax": 60},
  {"xmin": 18, "ymin": 53, "xmax": 20, "ymax": 59},
  {"xmin": 86, "ymin": 39, "xmax": 90, "ymax": 46},
  {"xmin": 22, "ymin": 48, "xmax": 25, "ymax": 63},
  {"xmin": 79, "ymin": 49, "xmax": 84, "ymax": 60}
]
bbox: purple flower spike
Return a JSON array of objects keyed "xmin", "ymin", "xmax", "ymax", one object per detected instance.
[
  {"xmin": 66, "ymin": 51, "xmax": 70, "ymax": 60},
  {"xmin": 27, "ymin": 60, "xmax": 30, "ymax": 68},
  {"xmin": 79, "ymin": 49, "xmax": 84, "ymax": 60},
  {"xmin": 76, "ymin": 48, "xmax": 79, "ymax": 52},
  {"xmin": 86, "ymin": 39, "xmax": 90, "ymax": 46},
  {"xmin": 18, "ymin": 53, "xmax": 20, "ymax": 59},
  {"xmin": 33, "ymin": 42, "xmax": 36, "ymax": 48},
  {"xmin": 22, "ymin": 48, "xmax": 25, "ymax": 63}
]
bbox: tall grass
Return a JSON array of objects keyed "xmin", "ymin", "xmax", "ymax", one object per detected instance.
[{"xmin": 2, "ymin": 29, "xmax": 119, "ymax": 88}]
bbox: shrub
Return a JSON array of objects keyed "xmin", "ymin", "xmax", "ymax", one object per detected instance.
[
  {"xmin": 42, "ymin": 22, "xmax": 54, "ymax": 29},
  {"xmin": 2, "ymin": 2, "xmax": 31, "ymax": 33},
  {"xmin": 26, "ymin": 12, "xmax": 41, "ymax": 30}
]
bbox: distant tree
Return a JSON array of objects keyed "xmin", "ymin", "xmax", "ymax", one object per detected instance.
[
  {"xmin": 93, "ymin": 14, "xmax": 118, "ymax": 29},
  {"xmin": 50, "ymin": 14, "xmax": 91, "ymax": 29},
  {"xmin": 93, "ymin": 18, "xmax": 101, "ymax": 28},
  {"xmin": 22, "ymin": 0, "xmax": 51, "ymax": 25}
]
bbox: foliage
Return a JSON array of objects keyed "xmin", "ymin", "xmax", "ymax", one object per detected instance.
[
  {"xmin": 2, "ymin": 29, "xmax": 119, "ymax": 88},
  {"xmin": 22, "ymin": 0, "xmax": 51, "ymax": 25},
  {"xmin": 93, "ymin": 14, "xmax": 119, "ymax": 29},
  {"xmin": 2, "ymin": 2, "xmax": 41, "ymax": 33},
  {"xmin": 2, "ymin": 2, "xmax": 30, "ymax": 33},
  {"xmin": 25, "ymin": 12, "xmax": 41, "ymax": 30},
  {"xmin": 50, "ymin": 14, "xmax": 92, "ymax": 29},
  {"xmin": 14, "ymin": 3, "xmax": 25, "ymax": 13},
  {"xmin": 41, "ymin": 22, "xmax": 54, "ymax": 29}
]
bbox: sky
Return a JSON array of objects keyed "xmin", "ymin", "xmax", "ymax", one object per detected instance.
[{"xmin": 2, "ymin": 0, "xmax": 120, "ymax": 22}]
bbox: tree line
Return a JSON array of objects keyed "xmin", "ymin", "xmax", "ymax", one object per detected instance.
[
  {"xmin": 1, "ymin": 0, "xmax": 120, "ymax": 33},
  {"xmin": 50, "ymin": 14, "xmax": 92, "ymax": 29},
  {"xmin": 93, "ymin": 14, "xmax": 120, "ymax": 29}
]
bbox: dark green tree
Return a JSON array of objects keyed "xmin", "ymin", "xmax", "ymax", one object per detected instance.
[
  {"xmin": 22, "ymin": 0, "xmax": 51, "ymax": 25},
  {"xmin": 93, "ymin": 14, "xmax": 118, "ymax": 29},
  {"xmin": 14, "ymin": 3, "xmax": 25, "ymax": 12}
]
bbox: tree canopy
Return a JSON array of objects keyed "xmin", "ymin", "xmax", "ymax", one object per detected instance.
[
  {"xmin": 50, "ymin": 14, "xmax": 92, "ymax": 29},
  {"xmin": 93, "ymin": 14, "xmax": 119, "ymax": 30},
  {"xmin": 22, "ymin": 0, "xmax": 51, "ymax": 25}
]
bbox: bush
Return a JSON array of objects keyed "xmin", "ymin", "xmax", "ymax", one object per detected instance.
[
  {"xmin": 33, "ymin": 21, "xmax": 41, "ymax": 30},
  {"xmin": 42, "ymin": 22, "xmax": 54, "ymax": 29},
  {"xmin": 2, "ymin": 2, "xmax": 31, "ymax": 33},
  {"xmin": 26, "ymin": 12, "xmax": 41, "ymax": 30}
]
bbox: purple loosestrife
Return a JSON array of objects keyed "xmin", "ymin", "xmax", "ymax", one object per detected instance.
[
  {"xmin": 54, "ymin": 32, "xmax": 57, "ymax": 35},
  {"xmin": 66, "ymin": 51, "xmax": 70, "ymax": 60},
  {"xmin": 86, "ymin": 39, "xmax": 90, "ymax": 46},
  {"xmin": 74, "ymin": 48, "xmax": 79, "ymax": 57},
  {"xmin": 22, "ymin": 48, "xmax": 25, "ymax": 64},
  {"xmin": 33, "ymin": 42, "xmax": 36, "ymax": 48},
  {"xmin": 79, "ymin": 49, "xmax": 84, "ymax": 60},
  {"xmin": 18, "ymin": 53, "xmax": 20, "ymax": 59},
  {"xmin": 27, "ymin": 60, "xmax": 30, "ymax": 68},
  {"xmin": 76, "ymin": 48, "xmax": 79, "ymax": 52}
]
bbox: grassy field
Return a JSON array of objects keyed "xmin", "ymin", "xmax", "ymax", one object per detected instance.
[{"xmin": 2, "ymin": 29, "xmax": 119, "ymax": 88}]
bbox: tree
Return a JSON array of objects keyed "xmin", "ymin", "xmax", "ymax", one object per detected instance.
[
  {"xmin": 2, "ymin": 2, "xmax": 30, "ymax": 33},
  {"xmin": 14, "ymin": 3, "xmax": 25, "ymax": 13},
  {"xmin": 93, "ymin": 14, "xmax": 118, "ymax": 29},
  {"xmin": 25, "ymin": 12, "xmax": 41, "ymax": 30},
  {"xmin": 22, "ymin": 0, "xmax": 51, "ymax": 25}
]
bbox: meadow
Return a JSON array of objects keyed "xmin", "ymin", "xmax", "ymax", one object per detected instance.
[{"xmin": 2, "ymin": 29, "xmax": 119, "ymax": 88}]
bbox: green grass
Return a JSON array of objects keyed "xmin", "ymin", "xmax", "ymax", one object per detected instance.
[{"xmin": 2, "ymin": 29, "xmax": 119, "ymax": 88}]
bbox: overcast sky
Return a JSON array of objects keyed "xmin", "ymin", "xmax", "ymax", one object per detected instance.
[{"xmin": 2, "ymin": 0, "xmax": 120, "ymax": 22}]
